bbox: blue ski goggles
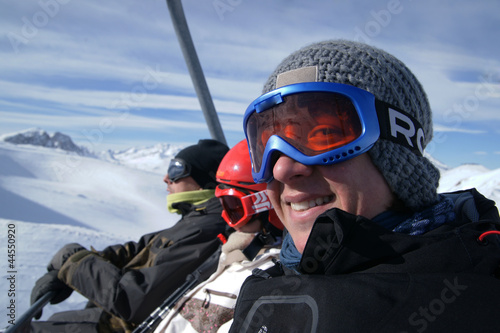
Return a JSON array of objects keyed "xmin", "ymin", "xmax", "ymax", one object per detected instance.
[
  {"xmin": 244, "ymin": 82, "xmax": 425, "ymax": 183},
  {"xmin": 167, "ymin": 158, "xmax": 191, "ymax": 182}
]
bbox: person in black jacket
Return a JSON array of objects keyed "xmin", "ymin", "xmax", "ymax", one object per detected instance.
[
  {"xmin": 29, "ymin": 139, "xmax": 229, "ymax": 333},
  {"xmin": 229, "ymin": 40, "xmax": 500, "ymax": 333}
]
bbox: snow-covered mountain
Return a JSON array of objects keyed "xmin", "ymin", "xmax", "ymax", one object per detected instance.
[
  {"xmin": 0, "ymin": 128, "xmax": 498, "ymax": 330},
  {"xmin": 1, "ymin": 128, "xmax": 186, "ymax": 175},
  {"xmin": 0, "ymin": 128, "xmax": 93, "ymax": 157},
  {"xmin": 98, "ymin": 143, "xmax": 185, "ymax": 175},
  {"xmin": 438, "ymin": 164, "xmax": 500, "ymax": 202}
]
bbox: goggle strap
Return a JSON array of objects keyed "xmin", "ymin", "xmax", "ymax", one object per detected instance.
[
  {"xmin": 241, "ymin": 190, "xmax": 273, "ymax": 215},
  {"xmin": 375, "ymin": 100, "xmax": 425, "ymax": 156}
]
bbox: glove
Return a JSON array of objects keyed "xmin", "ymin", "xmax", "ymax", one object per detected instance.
[
  {"xmin": 30, "ymin": 270, "xmax": 73, "ymax": 319},
  {"xmin": 47, "ymin": 243, "xmax": 86, "ymax": 271}
]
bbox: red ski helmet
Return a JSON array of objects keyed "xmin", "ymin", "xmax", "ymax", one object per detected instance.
[{"xmin": 216, "ymin": 140, "xmax": 283, "ymax": 230}]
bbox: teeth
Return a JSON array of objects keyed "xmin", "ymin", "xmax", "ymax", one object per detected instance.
[
  {"xmin": 291, "ymin": 201, "xmax": 310, "ymax": 211},
  {"xmin": 290, "ymin": 196, "xmax": 332, "ymax": 212}
]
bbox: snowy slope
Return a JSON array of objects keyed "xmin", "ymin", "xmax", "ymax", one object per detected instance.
[
  {"xmin": 0, "ymin": 133, "xmax": 180, "ymax": 328},
  {"xmin": 0, "ymin": 128, "xmax": 499, "ymax": 330},
  {"xmin": 439, "ymin": 164, "xmax": 500, "ymax": 204},
  {"xmin": 0, "ymin": 142, "xmax": 173, "ymax": 237},
  {"xmin": 1, "ymin": 218, "xmax": 127, "ymax": 325}
]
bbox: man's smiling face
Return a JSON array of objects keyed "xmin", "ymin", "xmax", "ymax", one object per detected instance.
[{"xmin": 267, "ymin": 153, "xmax": 395, "ymax": 253}]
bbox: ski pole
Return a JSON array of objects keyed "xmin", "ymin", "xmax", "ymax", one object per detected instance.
[
  {"xmin": 4, "ymin": 290, "xmax": 57, "ymax": 333},
  {"xmin": 132, "ymin": 246, "xmax": 222, "ymax": 333}
]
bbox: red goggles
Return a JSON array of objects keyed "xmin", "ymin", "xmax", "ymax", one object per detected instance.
[{"xmin": 215, "ymin": 186, "xmax": 273, "ymax": 228}]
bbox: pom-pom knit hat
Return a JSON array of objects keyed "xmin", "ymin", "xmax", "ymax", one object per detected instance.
[{"xmin": 262, "ymin": 40, "xmax": 440, "ymax": 210}]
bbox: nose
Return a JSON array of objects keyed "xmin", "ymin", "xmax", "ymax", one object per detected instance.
[{"xmin": 272, "ymin": 154, "xmax": 313, "ymax": 184}]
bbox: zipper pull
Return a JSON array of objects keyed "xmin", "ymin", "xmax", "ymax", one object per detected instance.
[{"xmin": 202, "ymin": 289, "xmax": 211, "ymax": 308}]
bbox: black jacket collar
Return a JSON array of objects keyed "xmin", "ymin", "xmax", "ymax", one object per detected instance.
[{"xmin": 298, "ymin": 189, "xmax": 500, "ymax": 275}]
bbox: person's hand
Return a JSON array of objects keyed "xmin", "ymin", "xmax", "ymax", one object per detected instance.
[
  {"xmin": 47, "ymin": 243, "xmax": 86, "ymax": 271},
  {"xmin": 30, "ymin": 270, "xmax": 73, "ymax": 319}
]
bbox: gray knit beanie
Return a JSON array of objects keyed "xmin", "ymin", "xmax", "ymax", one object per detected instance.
[{"xmin": 262, "ymin": 40, "xmax": 440, "ymax": 210}]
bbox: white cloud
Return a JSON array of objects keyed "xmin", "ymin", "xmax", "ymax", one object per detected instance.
[
  {"xmin": 433, "ymin": 124, "xmax": 486, "ymax": 134},
  {"xmin": 1, "ymin": 0, "xmax": 499, "ymax": 166}
]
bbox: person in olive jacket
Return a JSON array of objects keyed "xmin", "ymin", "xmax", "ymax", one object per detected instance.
[{"xmin": 30, "ymin": 139, "xmax": 229, "ymax": 333}]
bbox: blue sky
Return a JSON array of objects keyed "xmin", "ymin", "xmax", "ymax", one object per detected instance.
[{"xmin": 1, "ymin": 0, "xmax": 499, "ymax": 169}]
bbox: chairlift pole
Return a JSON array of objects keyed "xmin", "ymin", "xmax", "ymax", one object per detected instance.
[{"xmin": 165, "ymin": 0, "xmax": 227, "ymax": 145}]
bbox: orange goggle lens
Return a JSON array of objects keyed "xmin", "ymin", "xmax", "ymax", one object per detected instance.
[{"xmin": 246, "ymin": 92, "xmax": 363, "ymax": 175}]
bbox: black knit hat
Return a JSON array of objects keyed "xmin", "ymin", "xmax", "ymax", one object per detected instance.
[
  {"xmin": 262, "ymin": 40, "xmax": 440, "ymax": 210},
  {"xmin": 175, "ymin": 139, "xmax": 229, "ymax": 189}
]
